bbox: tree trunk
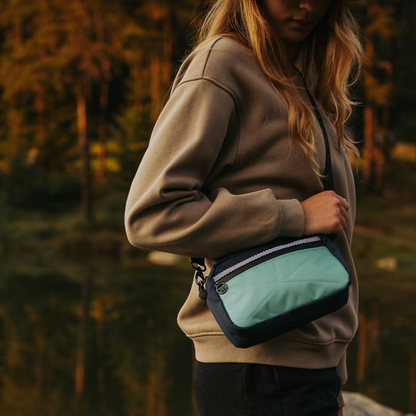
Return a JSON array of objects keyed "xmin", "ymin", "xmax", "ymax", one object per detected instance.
[
  {"xmin": 77, "ymin": 91, "xmax": 93, "ymax": 223},
  {"xmin": 75, "ymin": 272, "xmax": 93, "ymax": 408},
  {"xmin": 356, "ymin": 313, "xmax": 367, "ymax": 384},
  {"xmin": 363, "ymin": 103, "xmax": 376, "ymax": 187},
  {"xmin": 34, "ymin": 89, "xmax": 48, "ymax": 170},
  {"xmin": 148, "ymin": 2, "xmax": 167, "ymax": 122},
  {"xmin": 162, "ymin": 12, "xmax": 173, "ymax": 89},
  {"xmin": 410, "ymin": 347, "xmax": 416, "ymax": 413},
  {"xmin": 97, "ymin": 81, "xmax": 108, "ymax": 183},
  {"xmin": 363, "ymin": 39, "xmax": 376, "ymax": 190},
  {"xmin": 8, "ymin": 108, "xmax": 23, "ymax": 160},
  {"xmin": 150, "ymin": 49, "xmax": 163, "ymax": 122},
  {"xmin": 35, "ymin": 90, "xmax": 47, "ymax": 148},
  {"xmin": 96, "ymin": 299, "xmax": 106, "ymax": 412},
  {"xmin": 34, "ymin": 323, "xmax": 46, "ymax": 396},
  {"xmin": 146, "ymin": 348, "xmax": 167, "ymax": 416}
]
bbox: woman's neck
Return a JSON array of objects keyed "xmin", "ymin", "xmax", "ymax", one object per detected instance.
[{"xmin": 283, "ymin": 41, "xmax": 302, "ymax": 62}]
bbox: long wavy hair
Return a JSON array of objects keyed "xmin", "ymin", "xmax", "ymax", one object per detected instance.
[{"xmin": 196, "ymin": 0, "xmax": 364, "ymax": 171}]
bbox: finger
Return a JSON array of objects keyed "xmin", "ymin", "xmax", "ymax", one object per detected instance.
[
  {"xmin": 339, "ymin": 205, "xmax": 349, "ymax": 224},
  {"xmin": 333, "ymin": 194, "xmax": 349, "ymax": 211},
  {"xmin": 328, "ymin": 200, "xmax": 348, "ymax": 227},
  {"xmin": 330, "ymin": 210, "xmax": 347, "ymax": 237},
  {"xmin": 332, "ymin": 195, "xmax": 349, "ymax": 224}
]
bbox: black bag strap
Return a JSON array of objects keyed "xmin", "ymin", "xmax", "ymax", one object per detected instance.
[
  {"xmin": 302, "ymin": 82, "xmax": 334, "ymax": 191},
  {"xmin": 191, "ymin": 75, "xmax": 335, "ymax": 293}
]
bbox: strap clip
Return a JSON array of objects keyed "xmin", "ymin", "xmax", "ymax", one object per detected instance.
[{"xmin": 191, "ymin": 259, "xmax": 207, "ymax": 305}]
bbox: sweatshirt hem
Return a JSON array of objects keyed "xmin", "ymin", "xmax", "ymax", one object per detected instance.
[
  {"xmin": 190, "ymin": 333, "xmax": 350, "ymax": 370},
  {"xmin": 189, "ymin": 331, "xmax": 352, "ymax": 346}
]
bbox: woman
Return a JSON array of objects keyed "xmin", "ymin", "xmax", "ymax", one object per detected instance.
[{"xmin": 125, "ymin": 0, "xmax": 364, "ymax": 415}]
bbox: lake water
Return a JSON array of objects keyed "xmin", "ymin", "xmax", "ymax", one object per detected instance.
[{"xmin": 0, "ymin": 251, "xmax": 415, "ymax": 416}]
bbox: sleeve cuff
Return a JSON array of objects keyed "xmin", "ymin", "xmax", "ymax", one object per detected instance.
[{"xmin": 275, "ymin": 199, "xmax": 305, "ymax": 237}]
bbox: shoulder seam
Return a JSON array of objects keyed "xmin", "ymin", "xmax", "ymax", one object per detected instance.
[
  {"xmin": 201, "ymin": 37, "xmax": 224, "ymax": 77},
  {"xmin": 177, "ymin": 76, "xmax": 238, "ymax": 106}
]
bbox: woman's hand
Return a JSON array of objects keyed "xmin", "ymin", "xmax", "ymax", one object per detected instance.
[{"xmin": 300, "ymin": 190, "xmax": 349, "ymax": 240}]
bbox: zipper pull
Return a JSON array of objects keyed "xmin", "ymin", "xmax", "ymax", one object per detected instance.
[{"xmin": 215, "ymin": 280, "xmax": 228, "ymax": 295}]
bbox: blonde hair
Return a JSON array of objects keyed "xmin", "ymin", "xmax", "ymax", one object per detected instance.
[{"xmin": 196, "ymin": 0, "xmax": 364, "ymax": 172}]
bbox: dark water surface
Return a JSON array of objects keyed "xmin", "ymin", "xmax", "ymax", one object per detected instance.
[{"xmin": 0, "ymin": 252, "xmax": 415, "ymax": 415}]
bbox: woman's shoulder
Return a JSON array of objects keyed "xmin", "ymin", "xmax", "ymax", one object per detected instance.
[
  {"xmin": 201, "ymin": 36, "xmax": 253, "ymax": 58},
  {"xmin": 172, "ymin": 37, "xmax": 262, "ymax": 93}
]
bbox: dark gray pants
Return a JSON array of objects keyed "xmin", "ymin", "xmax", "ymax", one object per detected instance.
[{"xmin": 194, "ymin": 362, "xmax": 341, "ymax": 416}]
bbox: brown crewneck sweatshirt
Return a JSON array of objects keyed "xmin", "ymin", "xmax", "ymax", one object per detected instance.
[{"xmin": 125, "ymin": 37, "xmax": 358, "ymax": 405}]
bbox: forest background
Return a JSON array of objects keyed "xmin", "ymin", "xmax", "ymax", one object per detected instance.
[{"xmin": 0, "ymin": 1, "xmax": 416, "ymax": 416}]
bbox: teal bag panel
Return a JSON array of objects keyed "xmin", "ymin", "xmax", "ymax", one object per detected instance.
[{"xmin": 220, "ymin": 246, "xmax": 349, "ymax": 328}]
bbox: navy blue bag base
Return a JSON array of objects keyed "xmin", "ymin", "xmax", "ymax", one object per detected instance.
[{"xmin": 206, "ymin": 270, "xmax": 349, "ymax": 349}]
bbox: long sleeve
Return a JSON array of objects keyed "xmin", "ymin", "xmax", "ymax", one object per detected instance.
[{"xmin": 125, "ymin": 76, "xmax": 304, "ymax": 259}]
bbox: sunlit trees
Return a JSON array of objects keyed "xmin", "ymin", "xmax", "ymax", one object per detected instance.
[
  {"xmin": 350, "ymin": 0, "xmax": 401, "ymax": 192},
  {"xmin": 0, "ymin": 0, "xmax": 115, "ymax": 220},
  {"xmin": 0, "ymin": 0, "xmax": 414, "ymax": 207},
  {"xmin": 0, "ymin": 0, "xmax": 198, "ymax": 221}
]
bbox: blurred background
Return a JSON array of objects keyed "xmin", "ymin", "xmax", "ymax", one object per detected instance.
[{"xmin": 0, "ymin": 0, "xmax": 415, "ymax": 415}]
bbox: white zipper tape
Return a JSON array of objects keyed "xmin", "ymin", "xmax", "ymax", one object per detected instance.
[{"xmin": 213, "ymin": 236, "xmax": 321, "ymax": 282}]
